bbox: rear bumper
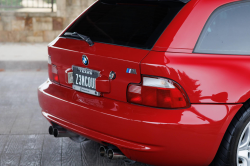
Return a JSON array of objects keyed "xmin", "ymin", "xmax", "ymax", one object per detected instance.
[{"xmin": 38, "ymin": 80, "xmax": 242, "ymax": 166}]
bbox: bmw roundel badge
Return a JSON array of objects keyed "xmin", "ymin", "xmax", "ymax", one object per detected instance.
[{"xmin": 82, "ymin": 55, "xmax": 89, "ymax": 66}]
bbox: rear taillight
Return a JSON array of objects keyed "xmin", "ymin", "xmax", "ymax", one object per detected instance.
[
  {"xmin": 52, "ymin": 65, "xmax": 60, "ymax": 84},
  {"xmin": 48, "ymin": 55, "xmax": 60, "ymax": 84},
  {"xmin": 127, "ymin": 76, "xmax": 190, "ymax": 109}
]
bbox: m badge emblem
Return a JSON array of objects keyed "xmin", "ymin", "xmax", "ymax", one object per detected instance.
[{"xmin": 126, "ymin": 68, "xmax": 137, "ymax": 74}]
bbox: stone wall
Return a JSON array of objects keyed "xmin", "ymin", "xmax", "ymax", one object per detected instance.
[
  {"xmin": 57, "ymin": 0, "xmax": 96, "ymax": 27},
  {"xmin": 0, "ymin": 0, "xmax": 96, "ymax": 43},
  {"xmin": 0, "ymin": 12, "xmax": 63, "ymax": 42}
]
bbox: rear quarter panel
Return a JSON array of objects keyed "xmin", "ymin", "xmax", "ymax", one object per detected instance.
[
  {"xmin": 148, "ymin": 0, "xmax": 250, "ymax": 104},
  {"xmin": 141, "ymin": 52, "xmax": 250, "ymax": 104}
]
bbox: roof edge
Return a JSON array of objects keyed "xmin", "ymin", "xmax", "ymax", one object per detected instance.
[{"xmin": 99, "ymin": 0, "xmax": 190, "ymax": 4}]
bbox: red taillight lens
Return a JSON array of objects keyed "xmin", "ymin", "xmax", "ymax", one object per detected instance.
[
  {"xmin": 53, "ymin": 74, "xmax": 59, "ymax": 82},
  {"xmin": 127, "ymin": 77, "xmax": 190, "ymax": 109},
  {"xmin": 127, "ymin": 85, "xmax": 142, "ymax": 103},
  {"xmin": 52, "ymin": 65, "xmax": 60, "ymax": 84}
]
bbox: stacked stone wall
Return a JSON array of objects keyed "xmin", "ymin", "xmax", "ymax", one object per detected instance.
[
  {"xmin": 0, "ymin": 0, "xmax": 96, "ymax": 42},
  {"xmin": 0, "ymin": 12, "xmax": 63, "ymax": 42}
]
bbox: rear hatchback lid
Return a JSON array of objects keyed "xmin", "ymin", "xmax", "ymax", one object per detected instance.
[{"xmin": 49, "ymin": 0, "xmax": 187, "ymax": 102}]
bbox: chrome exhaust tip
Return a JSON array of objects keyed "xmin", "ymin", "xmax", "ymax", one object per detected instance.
[
  {"xmin": 54, "ymin": 128, "xmax": 65, "ymax": 137},
  {"xmin": 49, "ymin": 126, "xmax": 54, "ymax": 135},
  {"xmin": 54, "ymin": 128, "xmax": 77, "ymax": 138},
  {"xmin": 53, "ymin": 128, "xmax": 59, "ymax": 137},
  {"xmin": 107, "ymin": 149, "xmax": 114, "ymax": 159},
  {"xmin": 107, "ymin": 149, "xmax": 127, "ymax": 160},
  {"xmin": 99, "ymin": 146, "xmax": 108, "ymax": 157}
]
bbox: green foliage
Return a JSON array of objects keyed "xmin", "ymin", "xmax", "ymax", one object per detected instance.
[
  {"xmin": 0, "ymin": 0, "xmax": 56, "ymax": 10},
  {"xmin": 0, "ymin": 0, "xmax": 22, "ymax": 6},
  {"xmin": 43, "ymin": 0, "xmax": 56, "ymax": 3}
]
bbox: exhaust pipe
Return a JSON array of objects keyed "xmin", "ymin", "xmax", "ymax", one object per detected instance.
[
  {"xmin": 99, "ymin": 145, "xmax": 135, "ymax": 163},
  {"xmin": 53, "ymin": 128, "xmax": 78, "ymax": 138},
  {"xmin": 49, "ymin": 126, "xmax": 54, "ymax": 135},
  {"xmin": 99, "ymin": 146, "xmax": 108, "ymax": 157},
  {"xmin": 107, "ymin": 149, "xmax": 127, "ymax": 160}
]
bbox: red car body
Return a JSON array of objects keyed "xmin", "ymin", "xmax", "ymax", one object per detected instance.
[{"xmin": 38, "ymin": 0, "xmax": 249, "ymax": 165}]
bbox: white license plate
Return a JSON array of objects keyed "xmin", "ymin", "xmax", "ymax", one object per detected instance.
[{"xmin": 72, "ymin": 66, "xmax": 100, "ymax": 96}]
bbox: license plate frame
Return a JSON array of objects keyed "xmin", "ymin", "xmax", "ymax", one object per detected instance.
[{"xmin": 72, "ymin": 65, "xmax": 100, "ymax": 96}]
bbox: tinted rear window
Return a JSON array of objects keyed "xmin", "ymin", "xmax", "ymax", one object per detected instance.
[
  {"xmin": 62, "ymin": 1, "xmax": 185, "ymax": 49},
  {"xmin": 194, "ymin": 2, "xmax": 250, "ymax": 55}
]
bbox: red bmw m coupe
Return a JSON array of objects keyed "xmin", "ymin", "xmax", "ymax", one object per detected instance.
[{"xmin": 38, "ymin": 0, "xmax": 250, "ymax": 165}]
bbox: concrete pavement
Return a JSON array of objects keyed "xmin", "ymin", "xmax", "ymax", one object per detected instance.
[
  {"xmin": 0, "ymin": 43, "xmax": 48, "ymax": 71},
  {"xmin": 0, "ymin": 43, "xmax": 48, "ymax": 61}
]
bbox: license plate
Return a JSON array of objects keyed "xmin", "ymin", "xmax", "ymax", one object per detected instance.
[{"xmin": 72, "ymin": 66, "xmax": 100, "ymax": 96}]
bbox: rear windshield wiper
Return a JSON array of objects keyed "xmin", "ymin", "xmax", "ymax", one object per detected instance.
[{"xmin": 64, "ymin": 32, "xmax": 94, "ymax": 46}]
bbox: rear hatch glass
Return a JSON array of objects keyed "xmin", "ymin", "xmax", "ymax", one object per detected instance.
[
  {"xmin": 61, "ymin": 0, "xmax": 185, "ymax": 49},
  {"xmin": 52, "ymin": 0, "xmax": 187, "ymax": 103}
]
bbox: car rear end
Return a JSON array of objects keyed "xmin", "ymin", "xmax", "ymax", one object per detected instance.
[{"xmin": 37, "ymin": 0, "xmax": 240, "ymax": 165}]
